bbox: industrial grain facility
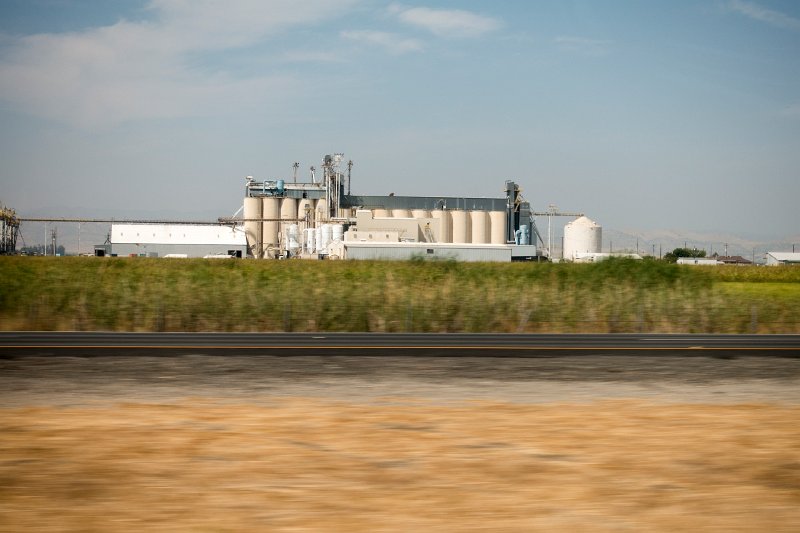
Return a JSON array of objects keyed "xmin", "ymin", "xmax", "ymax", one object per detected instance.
[
  {"xmin": 92, "ymin": 152, "xmax": 601, "ymax": 261},
  {"xmin": 238, "ymin": 153, "xmax": 547, "ymax": 261}
]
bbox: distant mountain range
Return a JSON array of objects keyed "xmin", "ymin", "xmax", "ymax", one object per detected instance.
[{"xmin": 602, "ymin": 228, "xmax": 799, "ymax": 263}]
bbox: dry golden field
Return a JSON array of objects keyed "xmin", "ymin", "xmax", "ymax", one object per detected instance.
[{"xmin": 2, "ymin": 354, "xmax": 799, "ymax": 532}]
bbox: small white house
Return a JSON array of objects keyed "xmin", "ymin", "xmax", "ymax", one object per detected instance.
[{"xmin": 766, "ymin": 252, "xmax": 800, "ymax": 266}]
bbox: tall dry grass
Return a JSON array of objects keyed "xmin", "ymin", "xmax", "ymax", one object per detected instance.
[{"xmin": 1, "ymin": 257, "xmax": 798, "ymax": 333}]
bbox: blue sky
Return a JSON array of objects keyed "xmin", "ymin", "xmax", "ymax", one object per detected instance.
[{"xmin": 1, "ymin": 0, "xmax": 798, "ymax": 238}]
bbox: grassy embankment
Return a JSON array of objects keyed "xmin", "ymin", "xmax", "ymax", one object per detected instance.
[{"xmin": 1, "ymin": 256, "xmax": 798, "ymax": 333}]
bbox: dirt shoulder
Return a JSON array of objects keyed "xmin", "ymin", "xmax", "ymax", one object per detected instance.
[{"xmin": 1, "ymin": 355, "xmax": 799, "ymax": 531}]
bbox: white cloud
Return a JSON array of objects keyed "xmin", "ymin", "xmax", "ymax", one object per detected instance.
[
  {"xmin": 727, "ymin": 0, "xmax": 800, "ymax": 30},
  {"xmin": 0, "ymin": 0, "xmax": 358, "ymax": 128},
  {"xmin": 389, "ymin": 5, "xmax": 502, "ymax": 38},
  {"xmin": 340, "ymin": 30, "xmax": 423, "ymax": 54},
  {"xmin": 555, "ymin": 36, "xmax": 612, "ymax": 56}
]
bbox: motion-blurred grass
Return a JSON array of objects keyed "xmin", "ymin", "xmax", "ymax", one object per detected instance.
[{"xmin": 1, "ymin": 257, "xmax": 798, "ymax": 333}]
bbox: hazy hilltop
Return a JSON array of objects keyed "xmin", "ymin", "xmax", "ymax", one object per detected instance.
[{"xmin": 604, "ymin": 228, "xmax": 799, "ymax": 261}]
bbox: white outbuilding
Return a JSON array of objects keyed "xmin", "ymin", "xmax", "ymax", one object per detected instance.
[
  {"xmin": 766, "ymin": 252, "xmax": 800, "ymax": 266},
  {"xmin": 103, "ymin": 224, "xmax": 247, "ymax": 258}
]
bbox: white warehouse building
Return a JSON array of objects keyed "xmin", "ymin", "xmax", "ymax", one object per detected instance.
[
  {"xmin": 766, "ymin": 252, "xmax": 800, "ymax": 266},
  {"xmin": 100, "ymin": 224, "xmax": 247, "ymax": 258}
]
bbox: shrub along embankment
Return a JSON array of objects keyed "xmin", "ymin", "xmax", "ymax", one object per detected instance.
[{"xmin": 1, "ymin": 257, "xmax": 798, "ymax": 333}]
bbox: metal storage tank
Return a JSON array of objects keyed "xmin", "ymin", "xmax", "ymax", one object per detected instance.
[
  {"xmin": 470, "ymin": 210, "xmax": 489, "ymax": 244},
  {"xmin": 411, "ymin": 209, "xmax": 430, "ymax": 219},
  {"xmin": 262, "ymin": 197, "xmax": 280, "ymax": 254},
  {"xmin": 331, "ymin": 224, "xmax": 344, "ymax": 242},
  {"xmin": 489, "ymin": 211, "xmax": 506, "ymax": 245},
  {"xmin": 304, "ymin": 228, "xmax": 315, "ymax": 253},
  {"xmin": 373, "ymin": 208, "xmax": 390, "ymax": 218},
  {"xmin": 286, "ymin": 224, "xmax": 300, "ymax": 253},
  {"xmin": 432, "ymin": 209, "xmax": 451, "ymax": 243},
  {"xmin": 280, "ymin": 198, "xmax": 297, "ymax": 252},
  {"xmin": 280, "ymin": 198, "xmax": 297, "ymax": 222},
  {"xmin": 297, "ymin": 198, "xmax": 314, "ymax": 226},
  {"xmin": 243, "ymin": 197, "xmax": 262, "ymax": 257},
  {"xmin": 451, "ymin": 210, "xmax": 471, "ymax": 244},
  {"xmin": 563, "ymin": 216, "xmax": 602, "ymax": 261},
  {"xmin": 319, "ymin": 224, "xmax": 332, "ymax": 253},
  {"xmin": 392, "ymin": 208, "xmax": 411, "ymax": 218},
  {"xmin": 315, "ymin": 198, "xmax": 327, "ymax": 223}
]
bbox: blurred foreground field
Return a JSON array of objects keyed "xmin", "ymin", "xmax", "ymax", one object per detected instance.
[
  {"xmin": 2, "ymin": 398, "xmax": 799, "ymax": 532},
  {"xmin": 2, "ymin": 256, "xmax": 799, "ymax": 333}
]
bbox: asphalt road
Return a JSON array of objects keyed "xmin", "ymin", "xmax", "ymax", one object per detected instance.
[{"xmin": 1, "ymin": 332, "xmax": 799, "ymax": 357}]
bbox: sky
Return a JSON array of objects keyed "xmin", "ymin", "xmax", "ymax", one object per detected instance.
[{"xmin": 1, "ymin": 0, "xmax": 799, "ymax": 240}]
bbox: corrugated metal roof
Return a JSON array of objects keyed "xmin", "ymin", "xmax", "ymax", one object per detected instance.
[
  {"xmin": 767, "ymin": 252, "xmax": 800, "ymax": 261},
  {"xmin": 111, "ymin": 224, "xmax": 246, "ymax": 245}
]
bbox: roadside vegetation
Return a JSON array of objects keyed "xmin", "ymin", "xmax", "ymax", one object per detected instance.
[{"xmin": 1, "ymin": 257, "xmax": 798, "ymax": 333}]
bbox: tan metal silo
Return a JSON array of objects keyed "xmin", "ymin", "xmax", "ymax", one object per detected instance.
[
  {"xmin": 243, "ymin": 197, "xmax": 262, "ymax": 257},
  {"xmin": 470, "ymin": 210, "xmax": 489, "ymax": 244},
  {"xmin": 296, "ymin": 198, "xmax": 314, "ymax": 228},
  {"xmin": 262, "ymin": 197, "xmax": 280, "ymax": 256},
  {"xmin": 451, "ymin": 210, "xmax": 471, "ymax": 243},
  {"xmin": 489, "ymin": 211, "xmax": 507, "ymax": 245},
  {"xmin": 280, "ymin": 198, "xmax": 298, "ymax": 247},
  {"xmin": 431, "ymin": 210, "xmax": 451, "ymax": 243}
]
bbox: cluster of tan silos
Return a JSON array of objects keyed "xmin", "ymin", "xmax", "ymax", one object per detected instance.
[
  {"xmin": 373, "ymin": 208, "xmax": 507, "ymax": 245},
  {"xmin": 243, "ymin": 197, "xmax": 325, "ymax": 257},
  {"xmin": 244, "ymin": 199, "xmax": 512, "ymax": 257}
]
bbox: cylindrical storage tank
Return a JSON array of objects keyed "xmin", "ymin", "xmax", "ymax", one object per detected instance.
[
  {"xmin": 286, "ymin": 224, "xmax": 300, "ymax": 252},
  {"xmin": 372, "ymin": 208, "xmax": 390, "ymax": 218},
  {"xmin": 297, "ymin": 198, "xmax": 314, "ymax": 227},
  {"xmin": 280, "ymin": 198, "xmax": 297, "ymax": 251},
  {"xmin": 304, "ymin": 228, "xmax": 315, "ymax": 254},
  {"xmin": 431, "ymin": 209, "xmax": 451, "ymax": 243},
  {"xmin": 470, "ymin": 210, "xmax": 489, "ymax": 245},
  {"xmin": 315, "ymin": 227, "xmax": 322, "ymax": 253},
  {"xmin": 280, "ymin": 198, "xmax": 297, "ymax": 222},
  {"xmin": 315, "ymin": 198, "xmax": 327, "ymax": 223},
  {"xmin": 563, "ymin": 216, "xmax": 602, "ymax": 261},
  {"xmin": 331, "ymin": 224, "xmax": 343, "ymax": 242},
  {"xmin": 318, "ymin": 224, "xmax": 332, "ymax": 253},
  {"xmin": 243, "ymin": 197, "xmax": 262, "ymax": 257},
  {"xmin": 451, "ymin": 210, "xmax": 471, "ymax": 244},
  {"xmin": 262, "ymin": 197, "xmax": 280, "ymax": 255},
  {"xmin": 489, "ymin": 211, "xmax": 506, "ymax": 245},
  {"xmin": 392, "ymin": 208, "xmax": 411, "ymax": 218},
  {"xmin": 411, "ymin": 209, "xmax": 430, "ymax": 219}
]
